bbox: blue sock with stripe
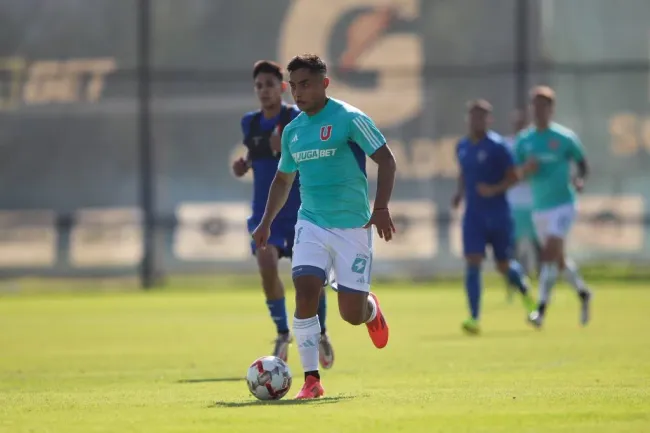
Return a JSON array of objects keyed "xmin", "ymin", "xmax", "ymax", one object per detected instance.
[
  {"xmin": 507, "ymin": 260, "xmax": 529, "ymax": 295},
  {"xmin": 266, "ymin": 298, "xmax": 289, "ymax": 334}
]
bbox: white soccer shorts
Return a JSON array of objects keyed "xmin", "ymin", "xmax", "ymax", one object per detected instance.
[
  {"xmin": 291, "ymin": 219, "xmax": 373, "ymax": 293},
  {"xmin": 532, "ymin": 202, "xmax": 576, "ymax": 242}
]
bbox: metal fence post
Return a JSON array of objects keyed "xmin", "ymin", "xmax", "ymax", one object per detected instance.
[
  {"xmin": 137, "ymin": 0, "xmax": 155, "ymax": 288},
  {"xmin": 514, "ymin": 0, "xmax": 530, "ymax": 110}
]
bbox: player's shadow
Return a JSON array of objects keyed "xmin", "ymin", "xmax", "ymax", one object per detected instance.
[
  {"xmin": 178, "ymin": 377, "xmax": 244, "ymax": 384},
  {"xmin": 211, "ymin": 395, "xmax": 355, "ymax": 408},
  {"xmin": 426, "ymin": 329, "xmax": 533, "ymax": 342}
]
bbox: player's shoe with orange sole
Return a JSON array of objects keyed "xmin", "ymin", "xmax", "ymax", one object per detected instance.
[
  {"xmin": 366, "ymin": 292, "xmax": 389, "ymax": 349},
  {"xmin": 294, "ymin": 375, "xmax": 325, "ymax": 399}
]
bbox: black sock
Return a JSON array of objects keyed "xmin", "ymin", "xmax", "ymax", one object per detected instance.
[
  {"xmin": 320, "ymin": 328, "xmax": 326, "ymax": 336},
  {"xmin": 305, "ymin": 370, "xmax": 320, "ymax": 380},
  {"xmin": 578, "ymin": 291, "xmax": 590, "ymax": 301},
  {"xmin": 538, "ymin": 302, "xmax": 547, "ymax": 316}
]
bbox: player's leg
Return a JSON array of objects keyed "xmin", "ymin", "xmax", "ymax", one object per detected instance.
[
  {"xmin": 290, "ymin": 221, "xmax": 329, "ymax": 399},
  {"xmin": 561, "ymin": 255, "xmax": 592, "ymax": 325},
  {"xmin": 330, "ymin": 226, "xmax": 389, "ymax": 348},
  {"xmin": 491, "ymin": 221, "xmax": 536, "ymax": 315},
  {"xmin": 461, "ymin": 218, "xmax": 486, "ymax": 333},
  {"xmin": 282, "ymin": 219, "xmax": 334, "ymax": 369},
  {"xmin": 529, "ymin": 205, "xmax": 574, "ymax": 327},
  {"xmin": 248, "ymin": 218, "xmax": 291, "ymax": 360}
]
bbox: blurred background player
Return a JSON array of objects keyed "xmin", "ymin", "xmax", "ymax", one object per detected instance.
[
  {"xmin": 452, "ymin": 100, "xmax": 536, "ymax": 334},
  {"xmin": 232, "ymin": 60, "xmax": 334, "ymax": 367},
  {"xmin": 505, "ymin": 109, "xmax": 540, "ymax": 285},
  {"xmin": 515, "ymin": 86, "xmax": 592, "ymax": 328},
  {"xmin": 253, "ymin": 54, "xmax": 396, "ymax": 399}
]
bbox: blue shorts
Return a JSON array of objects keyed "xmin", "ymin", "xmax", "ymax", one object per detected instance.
[
  {"xmin": 462, "ymin": 212, "xmax": 514, "ymax": 261},
  {"xmin": 247, "ymin": 216, "xmax": 296, "ymax": 259}
]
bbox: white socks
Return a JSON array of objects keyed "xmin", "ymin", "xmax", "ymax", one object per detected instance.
[
  {"xmin": 563, "ymin": 258, "xmax": 587, "ymax": 293},
  {"xmin": 538, "ymin": 262, "xmax": 559, "ymax": 304},
  {"xmin": 292, "ymin": 316, "xmax": 321, "ymax": 372},
  {"xmin": 366, "ymin": 295, "xmax": 378, "ymax": 323}
]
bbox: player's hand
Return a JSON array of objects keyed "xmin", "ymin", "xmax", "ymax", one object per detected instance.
[
  {"xmin": 477, "ymin": 183, "xmax": 498, "ymax": 197},
  {"xmin": 251, "ymin": 222, "xmax": 271, "ymax": 250},
  {"xmin": 364, "ymin": 208, "xmax": 396, "ymax": 242},
  {"xmin": 522, "ymin": 158, "xmax": 539, "ymax": 174},
  {"xmin": 451, "ymin": 193, "xmax": 462, "ymax": 209},
  {"xmin": 232, "ymin": 157, "xmax": 249, "ymax": 177},
  {"xmin": 573, "ymin": 177, "xmax": 585, "ymax": 193},
  {"xmin": 270, "ymin": 125, "xmax": 282, "ymax": 154}
]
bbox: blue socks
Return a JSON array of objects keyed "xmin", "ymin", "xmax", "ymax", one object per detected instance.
[
  {"xmin": 266, "ymin": 298, "xmax": 289, "ymax": 334},
  {"xmin": 317, "ymin": 293, "xmax": 327, "ymax": 334},
  {"xmin": 465, "ymin": 265, "xmax": 482, "ymax": 320},
  {"xmin": 506, "ymin": 260, "xmax": 529, "ymax": 295},
  {"xmin": 267, "ymin": 295, "xmax": 327, "ymax": 335}
]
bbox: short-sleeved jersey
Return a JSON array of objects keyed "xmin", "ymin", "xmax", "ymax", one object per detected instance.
[
  {"xmin": 504, "ymin": 136, "xmax": 533, "ymax": 209},
  {"xmin": 456, "ymin": 131, "xmax": 514, "ymax": 217},
  {"xmin": 514, "ymin": 122, "xmax": 585, "ymax": 211},
  {"xmin": 278, "ymin": 98, "xmax": 386, "ymax": 229},
  {"xmin": 241, "ymin": 104, "xmax": 301, "ymax": 220}
]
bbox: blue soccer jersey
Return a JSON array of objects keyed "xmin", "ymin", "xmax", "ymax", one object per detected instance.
[
  {"xmin": 241, "ymin": 104, "xmax": 301, "ymax": 222},
  {"xmin": 456, "ymin": 131, "xmax": 515, "ymax": 259}
]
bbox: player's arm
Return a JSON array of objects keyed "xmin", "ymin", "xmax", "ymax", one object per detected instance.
[
  {"xmin": 233, "ymin": 116, "xmax": 253, "ymax": 177},
  {"xmin": 370, "ymin": 145, "xmax": 397, "ymax": 210},
  {"xmin": 513, "ymin": 135, "xmax": 537, "ymax": 177},
  {"xmin": 259, "ymin": 129, "xmax": 297, "ymax": 227},
  {"xmin": 568, "ymin": 132, "xmax": 589, "ymax": 191},
  {"xmin": 350, "ymin": 114, "xmax": 396, "ymax": 240},
  {"xmin": 477, "ymin": 144, "xmax": 521, "ymax": 197},
  {"xmin": 452, "ymin": 142, "xmax": 464, "ymax": 208}
]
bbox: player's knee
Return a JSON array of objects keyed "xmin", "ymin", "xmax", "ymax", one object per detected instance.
[
  {"xmin": 293, "ymin": 275, "xmax": 323, "ymax": 317},
  {"xmin": 256, "ymin": 246, "xmax": 279, "ymax": 270},
  {"xmin": 496, "ymin": 260, "xmax": 510, "ymax": 275},
  {"xmin": 337, "ymin": 291, "xmax": 367, "ymax": 325}
]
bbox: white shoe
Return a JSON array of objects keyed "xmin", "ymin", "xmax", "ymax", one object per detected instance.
[
  {"xmin": 318, "ymin": 333, "xmax": 335, "ymax": 369},
  {"xmin": 528, "ymin": 311, "xmax": 544, "ymax": 329},
  {"xmin": 272, "ymin": 333, "xmax": 292, "ymax": 362}
]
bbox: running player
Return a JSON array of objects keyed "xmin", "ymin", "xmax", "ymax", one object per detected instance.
[
  {"xmin": 505, "ymin": 109, "xmax": 540, "ymax": 280},
  {"xmin": 515, "ymin": 86, "xmax": 592, "ymax": 328},
  {"xmin": 252, "ymin": 54, "xmax": 396, "ymax": 399},
  {"xmin": 452, "ymin": 100, "xmax": 536, "ymax": 334},
  {"xmin": 233, "ymin": 60, "xmax": 334, "ymax": 367}
]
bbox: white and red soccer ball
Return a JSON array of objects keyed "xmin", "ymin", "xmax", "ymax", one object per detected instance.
[{"xmin": 246, "ymin": 356, "xmax": 292, "ymax": 400}]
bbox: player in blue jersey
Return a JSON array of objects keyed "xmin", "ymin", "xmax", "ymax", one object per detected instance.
[
  {"xmin": 452, "ymin": 100, "xmax": 536, "ymax": 334},
  {"xmin": 232, "ymin": 60, "xmax": 334, "ymax": 367},
  {"xmin": 515, "ymin": 86, "xmax": 592, "ymax": 328},
  {"xmin": 252, "ymin": 54, "xmax": 396, "ymax": 399}
]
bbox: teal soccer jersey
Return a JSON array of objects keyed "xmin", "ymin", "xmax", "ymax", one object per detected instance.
[
  {"xmin": 278, "ymin": 98, "xmax": 386, "ymax": 229},
  {"xmin": 514, "ymin": 122, "xmax": 585, "ymax": 211}
]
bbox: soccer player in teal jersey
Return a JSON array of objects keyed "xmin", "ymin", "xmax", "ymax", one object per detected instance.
[
  {"xmin": 232, "ymin": 60, "xmax": 334, "ymax": 367},
  {"xmin": 252, "ymin": 54, "xmax": 396, "ymax": 399},
  {"xmin": 515, "ymin": 86, "xmax": 592, "ymax": 328}
]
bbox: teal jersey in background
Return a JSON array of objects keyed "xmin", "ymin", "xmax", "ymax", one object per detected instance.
[
  {"xmin": 514, "ymin": 122, "xmax": 585, "ymax": 211},
  {"xmin": 278, "ymin": 98, "xmax": 386, "ymax": 229}
]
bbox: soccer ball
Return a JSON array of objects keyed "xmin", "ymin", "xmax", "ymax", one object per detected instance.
[{"xmin": 246, "ymin": 356, "xmax": 292, "ymax": 400}]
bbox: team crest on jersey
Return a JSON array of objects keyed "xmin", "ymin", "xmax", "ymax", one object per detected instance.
[
  {"xmin": 549, "ymin": 139, "xmax": 559, "ymax": 149},
  {"xmin": 477, "ymin": 150, "xmax": 487, "ymax": 162},
  {"xmin": 320, "ymin": 125, "xmax": 333, "ymax": 141}
]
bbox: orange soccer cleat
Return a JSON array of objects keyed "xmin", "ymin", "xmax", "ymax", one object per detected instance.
[
  {"xmin": 294, "ymin": 375, "xmax": 325, "ymax": 399},
  {"xmin": 365, "ymin": 292, "xmax": 389, "ymax": 349}
]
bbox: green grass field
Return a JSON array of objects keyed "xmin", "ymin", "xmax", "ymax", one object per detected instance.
[{"xmin": 1, "ymin": 277, "xmax": 649, "ymax": 433}]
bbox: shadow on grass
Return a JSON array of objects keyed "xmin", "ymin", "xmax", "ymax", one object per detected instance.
[
  {"xmin": 427, "ymin": 329, "xmax": 534, "ymax": 342},
  {"xmin": 211, "ymin": 395, "xmax": 355, "ymax": 408},
  {"xmin": 178, "ymin": 377, "xmax": 244, "ymax": 384}
]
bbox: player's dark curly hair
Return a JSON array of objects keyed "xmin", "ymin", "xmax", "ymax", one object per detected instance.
[
  {"xmin": 287, "ymin": 54, "xmax": 327, "ymax": 75},
  {"xmin": 252, "ymin": 60, "xmax": 283, "ymax": 81}
]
